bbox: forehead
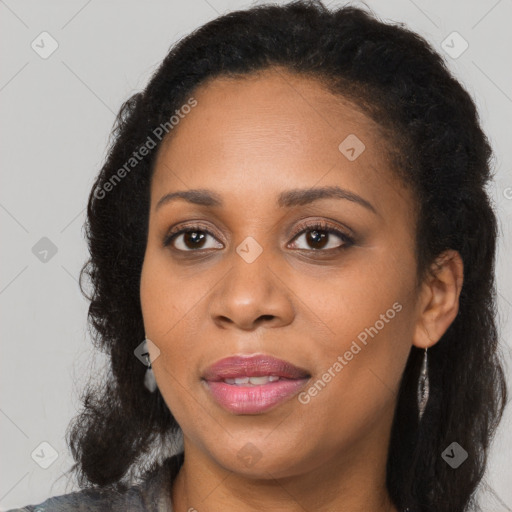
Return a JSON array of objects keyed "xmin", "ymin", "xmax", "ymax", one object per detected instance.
[
  {"xmin": 156, "ymin": 68, "xmax": 383, "ymax": 159},
  {"xmin": 150, "ymin": 68, "xmax": 410, "ymax": 217}
]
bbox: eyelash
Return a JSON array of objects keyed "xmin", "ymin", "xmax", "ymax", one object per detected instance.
[{"xmin": 163, "ymin": 220, "xmax": 355, "ymax": 253}]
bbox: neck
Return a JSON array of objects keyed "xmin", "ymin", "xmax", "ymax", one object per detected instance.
[{"xmin": 170, "ymin": 430, "xmax": 398, "ymax": 512}]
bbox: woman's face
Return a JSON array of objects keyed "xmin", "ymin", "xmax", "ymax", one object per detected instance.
[{"xmin": 140, "ymin": 68, "xmax": 422, "ymax": 478}]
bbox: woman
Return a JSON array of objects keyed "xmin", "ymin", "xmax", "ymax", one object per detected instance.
[{"xmin": 8, "ymin": 1, "xmax": 508, "ymax": 511}]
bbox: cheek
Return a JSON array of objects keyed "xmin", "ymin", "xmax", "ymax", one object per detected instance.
[
  {"xmin": 140, "ymin": 248, "xmax": 185, "ymax": 335},
  {"xmin": 295, "ymin": 249, "xmax": 413, "ymax": 345},
  {"xmin": 293, "ymin": 251, "xmax": 415, "ymax": 408},
  {"xmin": 139, "ymin": 250, "xmax": 205, "ymax": 399}
]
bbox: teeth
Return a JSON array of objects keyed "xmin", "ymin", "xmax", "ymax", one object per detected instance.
[
  {"xmin": 249, "ymin": 376, "xmax": 274, "ymax": 385},
  {"xmin": 223, "ymin": 375, "xmax": 280, "ymax": 386}
]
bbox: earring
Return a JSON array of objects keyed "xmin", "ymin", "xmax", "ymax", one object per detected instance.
[
  {"xmin": 417, "ymin": 347, "xmax": 429, "ymax": 420},
  {"xmin": 143, "ymin": 338, "xmax": 157, "ymax": 393}
]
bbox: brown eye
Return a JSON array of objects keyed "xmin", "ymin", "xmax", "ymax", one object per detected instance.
[
  {"xmin": 288, "ymin": 221, "xmax": 354, "ymax": 251},
  {"xmin": 163, "ymin": 221, "xmax": 354, "ymax": 253},
  {"xmin": 164, "ymin": 226, "xmax": 223, "ymax": 251}
]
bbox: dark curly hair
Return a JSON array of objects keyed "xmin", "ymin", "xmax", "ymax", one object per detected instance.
[{"xmin": 64, "ymin": 1, "xmax": 508, "ymax": 511}]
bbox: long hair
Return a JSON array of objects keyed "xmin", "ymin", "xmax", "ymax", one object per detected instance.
[{"xmin": 65, "ymin": 2, "xmax": 508, "ymax": 511}]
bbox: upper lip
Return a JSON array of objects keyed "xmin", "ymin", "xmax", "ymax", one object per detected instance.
[{"xmin": 202, "ymin": 354, "xmax": 311, "ymax": 382}]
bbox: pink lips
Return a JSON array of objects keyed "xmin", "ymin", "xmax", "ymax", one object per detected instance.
[{"xmin": 201, "ymin": 354, "xmax": 310, "ymax": 414}]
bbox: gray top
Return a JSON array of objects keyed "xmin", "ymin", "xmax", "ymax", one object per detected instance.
[{"xmin": 5, "ymin": 452, "xmax": 184, "ymax": 512}]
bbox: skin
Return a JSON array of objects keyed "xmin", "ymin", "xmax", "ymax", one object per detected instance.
[{"xmin": 139, "ymin": 67, "xmax": 463, "ymax": 512}]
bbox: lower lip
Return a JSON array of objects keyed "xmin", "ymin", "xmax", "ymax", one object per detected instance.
[{"xmin": 203, "ymin": 378, "xmax": 309, "ymax": 414}]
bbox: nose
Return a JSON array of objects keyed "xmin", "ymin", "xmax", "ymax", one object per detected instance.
[{"xmin": 208, "ymin": 247, "xmax": 295, "ymax": 331}]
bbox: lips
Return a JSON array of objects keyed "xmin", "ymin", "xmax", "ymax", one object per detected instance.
[
  {"xmin": 201, "ymin": 354, "xmax": 311, "ymax": 414},
  {"xmin": 202, "ymin": 354, "xmax": 310, "ymax": 382}
]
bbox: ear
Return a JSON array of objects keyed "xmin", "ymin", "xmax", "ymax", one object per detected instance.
[{"xmin": 412, "ymin": 249, "xmax": 464, "ymax": 349}]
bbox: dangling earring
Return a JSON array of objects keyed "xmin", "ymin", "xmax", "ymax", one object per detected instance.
[
  {"xmin": 143, "ymin": 338, "xmax": 157, "ymax": 393},
  {"xmin": 417, "ymin": 347, "xmax": 429, "ymax": 420}
]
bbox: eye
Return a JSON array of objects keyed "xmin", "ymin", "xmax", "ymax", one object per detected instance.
[
  {"xmin": 163, "ymin": 224, "xmax": 222, "ymax": 252},
  {"xmin": 288, "ymin": 220, "xmax": 354, "ymax": 251},
  {"xmin": 163, "ymin": 220, "xmax": 354, "ymax": 253}
]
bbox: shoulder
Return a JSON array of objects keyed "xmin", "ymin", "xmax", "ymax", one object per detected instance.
[
  {"xmin": 4, "ymin": 484, "xmax": 159, "ymax": 512},
  {"xmin": 4, "ymin": 486, "xmax": 139, "ymax": 512},
  {"xmin": 5, "ymin": 452, "xmax": 184, "ymax": 512}
]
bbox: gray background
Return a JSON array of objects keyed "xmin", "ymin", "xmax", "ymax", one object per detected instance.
[{"xmin": 1, "ymin": 0, "xmax": 511, "ymax": 509}]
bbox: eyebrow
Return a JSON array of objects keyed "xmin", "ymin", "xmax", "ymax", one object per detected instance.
[{"xmin": 155, "ymin": 185, "xmax": 377, "ymax": 214}]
